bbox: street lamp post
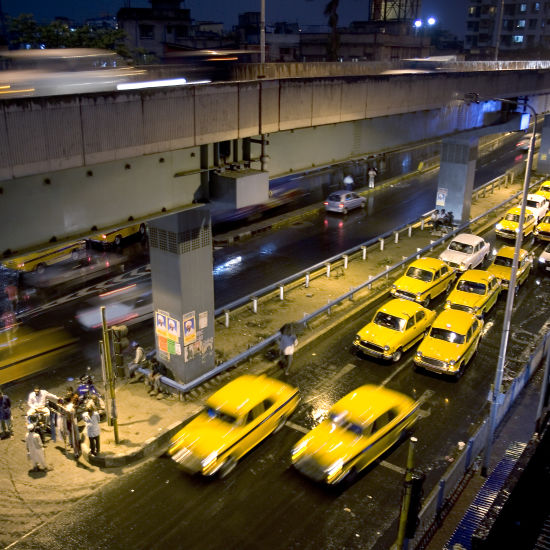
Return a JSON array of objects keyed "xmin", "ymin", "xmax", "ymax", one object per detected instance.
[
  {"xmin": 465, "ymin": 94, "xmax": 537, "ymax": 475},
  {"xmin": 260, "ymin": 0, "xmax": 266, "ymax": 63}
]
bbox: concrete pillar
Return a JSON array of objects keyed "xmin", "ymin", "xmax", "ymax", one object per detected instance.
[
  {"xmin": 233, "ymin": 139, "xmax": 239, "ymax": 163},
  {"xmin": 213, "ymin": 142, "xmax": 220, "ymax": 168},
  {"xmin": 537, "ymin": 115, "xmax": 550, "ymax": 174},
  {"xmin": 436, "ymin": 137, "xmax": 478, "ymax": 225},
  {"xmin": 243, "ymin": 138, "xmax": 251, "ymax": 166},
  {"xmin": 200, "ymin": 144, "xmax": 209, "ymax": 199},
  {"xmin": 148, "ymin": 206, "xmax": 215, "ymax": 384}
]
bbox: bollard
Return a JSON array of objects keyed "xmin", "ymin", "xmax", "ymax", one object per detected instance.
[
  {"xmin": 361, "ymin": 245, "xmax": 367, "ymax": 260},
  {"xmin": 349, "ymin": 288, "xmax": 354, "ymax": 301},
  {"xmin": 305, "ymin": 271, "xmax": 310, "ymax": 288},
  {"xmin": 385, "ymin": 265, "xmax": 390, "ymax": 279},
  {"xmin": 325, "ymin": 263, "xmax": 331, "ymax": 278},
  {"xmin": 402, "ymin": 256, "xmax": 407, "ymax": 270},
  {"xmin": 421, "ymin": 218, "xmax": 425, "ymax": 230},
  {"xmin": 379, "ymin": 238, "xmax": 384, "ymax": 251},
  {"xmin": 430, "ymin": 240, "xmax": 435, "ymax": 245},
  {"xmin": 394, "ymin": 231, "xmax": 399, "ymax": 244},
  {"xmin": 252, "ymin": 297, "xmax": 258, "ymax": 314},
  {"xmin": 408, "ymin": 225, "xmax": 412, "ymax": 238},
  {"xmin": 416, "ymin": 247, "xmax": 421, "ymax": 260},
  {"xmin": 327, "ymin": 299, "xmax": 331, "ymax": 316},
  {"xmin": 224, "ymin": 309, "xmax": 230, "ymax": 328},
  {"xmin": 279, "ymin": 285, "xmax": 284, "ymax": 300},
  {"xmin": 368, "ymin": 275, "xmax": 373, "ymax": 290},
  {"xmin": 343, "ymin": 254, "xmax": 349, "ymax": 269}
]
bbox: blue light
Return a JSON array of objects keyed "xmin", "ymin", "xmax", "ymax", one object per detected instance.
[
  {"xmin": 520, "ymin": 112, "xmax": 531, "ymax": 130},
  {"xmin": 414, "ymin": 20, "xmax": 422, "ymax": 28},
  {"xmin": 427, "ymin": 17, "xmax": 436, "ymax": 25}
]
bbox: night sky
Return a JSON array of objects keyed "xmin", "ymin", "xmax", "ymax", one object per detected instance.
[{"xmin": 1, "ymin": 0, "xmax": 469, "ymax": 39}]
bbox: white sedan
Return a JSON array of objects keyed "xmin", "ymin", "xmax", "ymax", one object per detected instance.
[
  {"xmin": 439, "ymin": 233, "xmax": 490, "ymax": 271},
  {"xmin": 526, "ymin": 193, "xmax": 549, "ymax": 223}
]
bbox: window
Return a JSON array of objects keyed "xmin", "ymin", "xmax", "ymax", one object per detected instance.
[
  {"xmin": 416, "ymin": 310, "xmax": 426, "ymax": 323},
  {"xmin": 406, "ymin": 316, "xmax": 415, "ymax": 330},
  {"xmin": 534, "ymin": 2, "xmax": 541, "ymax": 11},
  {"xmin": 372, "ymin": 412, "xmax": 390, "ymax": 432},
  {"xmin": 520, "ymin": 3, "xmax": 527, "ymax": 12},
  {"xmin": 139, "ymin": 24, "xmax": 154, "ymax": 39},
  {"xmin": 513, "ymin": 34, "xmax": 525, "ymax": 42},
  {"xmin": 245, "ymin": 399, "xmax": 273, "ymax": 423},
  {"xmin": 517, "ymin": 19, "xmax": 526, "ymax": 27}
]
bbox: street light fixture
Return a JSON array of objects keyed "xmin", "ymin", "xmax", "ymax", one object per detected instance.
[{"xmin": 465, "ymin": 93, "xmax": 537, "ymax": 476}]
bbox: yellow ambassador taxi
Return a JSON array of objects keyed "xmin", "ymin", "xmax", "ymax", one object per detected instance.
[
  {"xmin": 2, "ymin": 241, "xmax": 85, "ymax": 273},
  {"xmin": 88, "ymin": 223, "xmax": 145, "ymax": 249},
  {"xmin": 495, "ymin": 207, "xmax": 535, "ymax": 240},
  {"xmin": 291, "ymin": 385, "xmax": 418, "ymax": 485},
  {"xmin": 536, "ymin": 180, "xmax": 550, "ymax": 201},
  {"xmin": 353, "ymin": 299, "xmax": 436, "ymax": 362},
  {"xmin": 167, "ymin": 374, "xmax": 299, "ymax": 478},
  {"xmin": 445, "ymin": 269, "xmax": 501, "ymax": 317},
  {"xmin": 414, "ymin": 309, "xmax": 483, "ymax": 379},
  {"xmin": 487, "ymin": 246, "xmax": 533, "ymax": 290},
  {"xmin": 390, "ymin": 257, "xmax": 456, "ymax": 308},
  {"xmin": 534, "ymin": 213, "xmax": 550, "ymax": 242}
]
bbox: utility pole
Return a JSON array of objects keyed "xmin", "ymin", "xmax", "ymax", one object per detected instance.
[
  {"xmin": 260, "ymin": 0, "xmax": 266, "ymax": 63},
  {"xmin": 101, "ymin": 306, "xmax": 119, "ymax": 444}
]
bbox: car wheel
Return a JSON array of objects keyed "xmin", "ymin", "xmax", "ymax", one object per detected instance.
[
  {"xmin": 219, "ymin": 456, "xmax": 237, "ymax": 479},
  {"xmin": 421, "ymin": 296, "xmax": 430, "ymax": 308},
  {"xmin": 139, "ymin": 223, "xmax": 146, "ymax": 236},
  {"xmin": 36, "ymin": 263, "xmax": 46, "ymax": 274},
  {"xmin": 71, "ymin": 249, "xmax": 80, "ymax": 260},
  {"xmin": 391, "ymin": 348, "xmax": 403, "ymax": 363},
  {"xmin": 273, "ymin": 415, "xmax": 287, "ymax": 434},
  {"xmin": 343, "ymin": 208, "xmax": 348, "ymax": 215},
  {"xmin": 114, "ymin": 235, "xmax": 122, "ymax": 247},
  {"xmin": 454, "ymin": 363, "xmax": 464, "ymax": 380}
]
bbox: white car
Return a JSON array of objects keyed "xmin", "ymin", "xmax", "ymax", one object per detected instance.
[
  {"xmin": 526, "ymin": 194, "xmax": 549, "ymax": 223},
  {"xmin": 324, "ymin": 190, "xmax": 366, "ymax": 214},
  {"xmin": 439, "ymin": 233, "xmax": 490, "ymax": 271},
  {"xmin": 538, "ymin": 243, "xmax": 550, "ymax": 273}
]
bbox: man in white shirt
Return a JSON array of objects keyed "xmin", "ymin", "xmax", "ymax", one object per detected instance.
[{"xmin": 27, "ymin": 386, "xmax": 58, "ymax": 428}]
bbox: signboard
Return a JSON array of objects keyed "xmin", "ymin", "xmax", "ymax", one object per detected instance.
[{"xmin": 436, "ymin": 188, "xmax": 448, "ymax": 207}]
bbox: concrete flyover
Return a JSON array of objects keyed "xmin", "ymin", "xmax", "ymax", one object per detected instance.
[{"xmin": 3, "ymin": 65, "xmax": 550, "ymax": 252}]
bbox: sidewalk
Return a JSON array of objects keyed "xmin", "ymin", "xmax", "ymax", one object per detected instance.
[{"xmin": 0, "ymin": 166, "xmax": 536, "ymax": 549}]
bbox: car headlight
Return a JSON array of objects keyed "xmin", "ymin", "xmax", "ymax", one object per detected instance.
[
  {"xmin": 354, "ymin": 335, "xmax": 360, "ymax": 342},
  {"xmin": 449, "ymin": 359, "xmax": 456, "ymax": 366},
  {"xmin": 325, "ymin": 459, "xmax": 343, "ymax": 483},
  {"xmin": 416, "ymin": 292, "xmax": 423, "ymax": 299},
  {"xmin": 384, "ymin": 345, "xmax": 390, "ymax": 351},
  {"xmin": 540, "ymin": 257, "xmax": 546, "ymax": 264},
  {"xmin": 515, "ymin": 227, "xmax": 520, "ymax": 233},
  {"xmin": 460, "ymin": 262, "xmax": 466, "ymax": 269},
  {"xmin": 535, "ymin": 229, "xmax": 539, "ymax": 235},
  {"xmin": 392, "ymin": 284, "xmax": 397, "ymax": 290},
  {"xmin": 201, "ymin": 451, "xmax": 218, "ymax": 470},
  {"xmin": 292, "ymin": 439, "xmax": 309, "ymax": 461},
  {"xmin": 496, "ymin": 223, "xmax": 503, "ymax": 230},
  {"xmin": 445, "ymin": 300, "xmax": 451, "ymax": 308},
  {"xmin": 416, "ymin": 350, "xmax": 423, "ymax": 357}
]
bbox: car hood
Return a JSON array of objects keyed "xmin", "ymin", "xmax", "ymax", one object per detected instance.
[
  {"xmin": 536, "ymin": 221, "xmax": 550, "ymax": 232},
  {"xmin": 447, "ymin": 289, "xmax": 485, "ymax": 309},
  {"xmin": 488, "ymin": 264, "xmax": 512, "ymax": 281},
  {"xmin": 439, "ymin": 250, "xmax": 470, "ymax": 265},
  {"xmin": 418, "ymin": 338, "xmax": 463, "ymax": 362},
  {"xmin": 357, "ymin": 322, "xmax": 402, "ymax": 347},
  {"xmin": 394, "ymin": 275, "xmax": 429, "ymax": 294},
  {"xmin": 498, "ymin": 220, "xmax": 519, "ymax": 231}
]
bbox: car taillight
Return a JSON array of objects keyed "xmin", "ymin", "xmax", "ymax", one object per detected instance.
[
  {"xmin": 323, "ymin": 201, "xmax": 328, "ymax": 205},
  {"xmin": 339, "ymin": 203, "xmax": 344, "ymax": 208}
]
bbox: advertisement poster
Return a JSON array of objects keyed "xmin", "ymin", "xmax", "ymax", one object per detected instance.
[
  {"xmin": 199, "ymin": 311, "xmax": 208, "ymax": 330},
  {"xmin": 436, "ymin": 188, "xmax": 448, "ymax": 207},
  {"xmin": 183, "ymin": 311, "xmax": 196, "ymax": 346},
  {"xmin": 167, "ymin": 317, "xmax": 180, "ymax": 340},
  {"xmin": 156, "ymin": 312, "xmax": 167, "ymax": 336}
]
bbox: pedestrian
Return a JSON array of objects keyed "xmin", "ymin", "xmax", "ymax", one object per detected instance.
[
  {"xmin": 129, "ymin": 341, "xmax": 146, "ymax": 378},
  {"xmin": 56, "ymin": 398, "xmax": 68, "ymax": 445},
  {"xmin": 146, "ymin": 358, "xmax": 168, "ymax": 397},
  {"xmin": 368, "ymin": 166, "xmax": 377, "ymax": 188},
  {"xmin": 82, "ymin": 403, "xmax": 101, "ymax": 456},
  {"xmin": 27, "ymin": 386, "xmax": 58, "ymax": 432},
  {"xmin": 26, "ymin": 423, "xmax": 48, "ymax": 472},
  {"xmin": 0, "ymin": 388, "xmax": 12, "ymax": 438},
  {"xmin": 430, "ymin": 209, "xmax": 439, "ymax": 228},
  {"xmin": 343, "ymin": 175, "xmax": 354, "ymax": 191},
  {"xmin": 279, "ymin": 323, "xmax": 298, "ymax": 375}
]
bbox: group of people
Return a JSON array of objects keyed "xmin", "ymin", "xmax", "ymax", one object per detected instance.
[
  {"xmin": 430, "ymin": 209, "xmax": 455, "ymax": 232},
  {"xmin": 130, "ymin": 342, "xmax": 168, "ymax": 397}
]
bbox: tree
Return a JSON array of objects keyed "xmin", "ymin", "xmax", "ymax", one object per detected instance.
[{"xmin": 324, "ymin": 0, "xmax": 340, "ymax": 61}]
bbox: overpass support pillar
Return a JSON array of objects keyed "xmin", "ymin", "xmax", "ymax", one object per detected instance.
[
  {"xmin": 148, "ymin": 206, "xmax": 215, "ymax": 384},
  {"xmin": 537, "ymin": 115, "xmax": 550, "ymax": 174},
  {"xmin": 200, "ymin": 144, "xmax": 209, "ymax": 198},
  {"xmin": 436, "ymin": 136, "xmax": 478, "ymax": 225}
]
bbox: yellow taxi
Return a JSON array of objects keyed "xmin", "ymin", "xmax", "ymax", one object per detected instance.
[
  {"xmin": 2, "ymin": 241, "xmax": 85, "ymax": 273},
  {"xmin": 445, "ymin": 269, "xmax": 501, "ymax": 317},
  {"xmin": 487, "ymin": 246, "xmax": 533, "ymax": 290},
  {"xmin": 291, "ymin": 385, "xmax": 418, "ymax": 485},
  {"xmin": 534, "ymin": 213, "xmax": 550, "ymax": 242},
  {"xmin": 536, "ymin": 180, "xmax": 550, "ymax": 201},
  {"xmin": 167, "ymin": 374, "xmax": 299, "ymax": 478},
  {"xmin": 390, "ymin": 257, "xmax": 456, "ymax": 308},
  {"xmin": 87, "ymin": 223, "xmax": 145, "ymax": 248},
  {"xmin": 414, "ymin": 309, "xmax": 483, "ymax": 378},
  {"xmin": 353, "ymin": 299, "xmax": 436, "ymax": 362},
  {"xmin": 495, "ymin": 206, "xmax": 535, "ymax": 240}
]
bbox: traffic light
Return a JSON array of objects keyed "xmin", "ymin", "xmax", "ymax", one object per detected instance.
[
  {"xmin": 405, "ymin": 470, "xmax": 425, "ymax": 539},
  {"xmin": 111, "ymin": 325, "xmax": 129, "ymax": 370}
]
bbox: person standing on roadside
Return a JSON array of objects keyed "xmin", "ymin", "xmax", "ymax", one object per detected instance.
[
  {"xmin": 82, "ymin": 403, "xmax": 101, "ymax": 456},
  {"xmin": 368, "ymin": 166, "xmax": 377, "ymax": 188},
  {"xmin": 26, "ymin": 423, "xmax": 48, "ymax": 472},
  {"xmin": 279, "ymin": 323, "xmax": 298, "ymax": 375},
  {"xmin": 0, "ymin": 388, "xmax": 12, "ymax": 437}
]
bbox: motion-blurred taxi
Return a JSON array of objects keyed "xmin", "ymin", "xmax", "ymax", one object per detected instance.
[
  {"xmin": 534, "ymin": 213, "xmax": 550, "ymax": 242},
  {"xmin": 414, "ymin": 309, "xmax": 483, "ymax": 378},
  {"xmin": 2, "ymin": 240, "xmax": 85, "ymax": 273},
  {"xmin": 87, "ymin": 223, "xmax": 145, "ymax": 249},
  {"xmin": 353, "ymin": 299, "xmax": 436, "ymax": 362},
  {"xmin": 536, "ymin": 180, "xmax": 550, "ymax": 201},
  {"xmin": 495, "ymin": 206, "xmax": 535, "ymax": 240},
  {"xmin": 487, "ymin": 246, "xmax": 533, "ymax": 290},
  {"xmin": 538, "ymin": 243, "xmax": 550, "ymax": 273},
  {"xmin": 390, "ymin": 257, "xmax": 455, "ymax": 308},
  {"xmin": 445, "ymin": 269, "xmax": 501, "ymax": 317},
  {"xmin": 291, "ymin": 385, "xmax": 418, "ymax": 485},
  {"xmin": 168, "ymin": 374, "xmax": 299, "ymax": 477}
]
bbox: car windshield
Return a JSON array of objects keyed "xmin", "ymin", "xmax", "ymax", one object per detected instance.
[
  {"xmin": 505, "ymin": 213, "xmax": 520, "ymax": 223},
  {"xmin": 456, "ymin": 280, "xmax": 486, "ymax": 295},
  {"xmin": 527, "ymin": 200, "xmax": 540, "ymax": 209},
  {"xmin": 329, "ymin": 411, "xmax": 363, "ymax": 436},
  {"xmin": 373, "ymin": 312, "xmax": 406, "ymax": 331},
  {"xmin": 429, "ymin": 327, "xmax": 465, "ymax": 344},
  {"xmin": 542, "ymin": 215, "xmax": 550, "ymax": 224},
  {"xmin": 542, "ymin": 186, "xmax": 550, "ymax": 193},
  {"xmin": 206, "ymin": 407, "xmax": 238, "ymax": 425},
  {"xmin": 493, "ymin": 255, "xmax": 513, "ymax": 267},
  {"xmin": 448, "ymin": 241, "xmax": 474, "ymax": 254},
  {"xmin": 406, "ymin": 267, "xmax": 433, "ymax": 282},
  {"xmin": 327, "ymin": 193, "xmax": 342, "ymax": 201}
]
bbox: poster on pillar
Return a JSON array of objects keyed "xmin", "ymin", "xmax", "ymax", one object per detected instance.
[
  {"xmin": 156, "ymin": 310, "xmax": 182, "ymax": 357},
  {"xmin": 183, "ymin": 311, "xmax": 196, "ymax": 346},
  {"xmin": 436, "ymin": 188, "xmax": 448, "ymax": 207}
]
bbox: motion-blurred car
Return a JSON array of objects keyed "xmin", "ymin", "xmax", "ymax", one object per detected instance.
[
  {"xmin": 516, "ymin": 136, "xmax": 530, "ymax": 152},
  {"xmin": 390, "ymin": 257, "xmax": 456, "ymax": 308},
  {"xmin": 536, "ymin": 180, "xmax": 550, "ymax": 201},
  {"xmin": 414, "ymin": 309, "xmax": 483, "ymax": 378},
  {"xmin": 534, "ymin": 213, "xmax": 550, "ymax": 242},
  {"xmin": 324, "ymin": 190, "xmax": 366, "ymax": 214},
  {"xmin": 291, "ymin": 385, "xmax": 418, "ymax": 485},
  {"xmin": 75, "ymin": 283, "xmax": 153, "ymax": 330},
  {"xmin": 495, "ymin": 207, "xmax": 535, "ymax": 240},
  {"xmin": 525, "ymin": 193, "xmax": 549, "ymax": 223},
  {"xmin": 538, "ymin": 243, "xmax": 550, "ymax": 273},
  {"xmin": 445, "ymin": 269, "xmax": 501, "ymax": 317},
  {"xmin": 87, "ymin": 223, "xmax": 146, "ymax": 249},
  {"xmin": 487, "ymin": 246, "xmax": 533, "ymax": 290},
  {"xmin": 353, "ymin": 299, "xmax": 436, "ymax": 362},
  {"xmin": 2, "ymin": 240, "xmax": 86, "ymax": 273},
  {"xmin": 167, "ymin": 374, "xmax": 300, "ymax": 477},
  {"xmin": 0, "ymin": 324, "xmax": 77, "ymax": 385},
  {"xmin": 439, "ymin": 233, "xmax": 490, "ymax": 271}
]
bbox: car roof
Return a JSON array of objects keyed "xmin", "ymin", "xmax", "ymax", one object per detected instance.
[
  {"xmin": 432, "ymin": 309, "xmax": 477, "ymax": 332},
  {"xmin": 379, "ymin": 298, "xmax": 423, "ymax": 319},
  {"xmin": 495, "ymin": 245, "xmax": 529, "ymax": 259},
  {"xmin": 330, "ymin": 384, "xmax": 414, "ymax": 427},
  {"xmin": 457, "ymin": 269, "xmax": 495, "ymax": 284},
  {"xmin": 206, "ymin": 375, "xmax": 279, "ymax": 416},
  {"xmin": 507, "ymin": 206, "xmax": 532, "ymax": 216},
  {"xmin": 449, "ymin": 233, "xmax": 484, "ymax": 246},
  {"xmin": 328, "ymin": 190, "xmax": 353, "ymax": 197},
  {"xmin": 409, "ymin": 257, "xmax": 447, "ymax": 270},
  {"xmin": 527, "ymin": 193, "xmax": 546, "ymax": 202}
]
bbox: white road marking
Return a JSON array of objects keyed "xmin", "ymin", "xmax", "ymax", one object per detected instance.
[
  {"xmin": 380, "ymin": 460, "xmax": 406, "ymax": 475},
  {"xmin": 286, "ymin": 421, "xmax": 309, "ymax": 434},
  {"xmin": 380, "ymin": 360, "xmax": 411, "ymax": 387}
]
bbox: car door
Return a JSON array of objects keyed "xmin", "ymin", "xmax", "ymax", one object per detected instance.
[
  {"xmin": 239, "ymin": 399, "xmax": 275, "ymax": 458},
  {"xmin": 472, "ymin": 242, "xmax": 483, "ymax": 268},
  {"xmin": 362, "ymin": 409, "xmax": 400, "ymax": 468},
  {"xmin": 403, "ymin": 315, "xmax": 417, "ymax": 350},
  {"xmin": 484, "ymin": 277, "xmax": 500, "ymax": 312}
]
